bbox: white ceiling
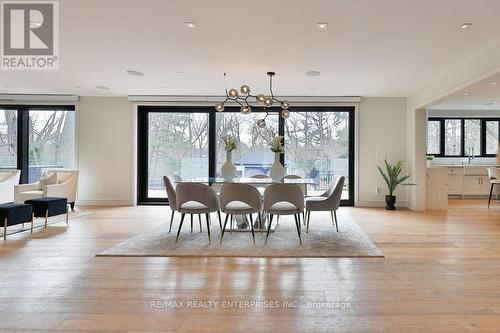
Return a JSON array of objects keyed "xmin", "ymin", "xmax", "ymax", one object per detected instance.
[
  {"xmin": 2, "ymin": 0, "xmax": 500, "ymax": 97},
  {"xmin": 430, "ymin": 71, "xmax": 500, "ymax": 111}
]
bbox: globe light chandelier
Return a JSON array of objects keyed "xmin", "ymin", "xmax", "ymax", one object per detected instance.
[{"xmin": 214, "ymin": 71, "xmax": 290, "ymax": 128}]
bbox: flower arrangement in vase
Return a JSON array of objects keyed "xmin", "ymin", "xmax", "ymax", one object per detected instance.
[
  {"xmin": 269, "ymin": 135, "xmax": 285, "ymax": 181},
  {"xmin": 221, "ymin": 136, "xmax": 237, "ymax": 179}
]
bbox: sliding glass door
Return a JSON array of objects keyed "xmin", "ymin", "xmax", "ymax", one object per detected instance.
[
  {"xmin": 138, "ymin": 108, "xmax": 210, "ymax": 201},
  {"xmin": 285, "ymin": 110, "xmax": 352, "ymax": 199},
  {"xmin": 137, "ymin": 106, "xmax": 355, "ymax": 205}
]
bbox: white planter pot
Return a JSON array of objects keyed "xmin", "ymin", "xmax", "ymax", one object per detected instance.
[
  {"xmin": 269, "ymin": 152, "xmax": 285, "ymax": 181},
  {"xmin": 221, "ymin": 151, "xmax": 236, "ymax": 179},
  {"xmin": 426, "ymin": 160, "xmax": 433, "ymax": 168}
]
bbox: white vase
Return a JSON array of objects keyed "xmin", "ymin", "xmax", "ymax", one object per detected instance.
[
  {"xmin": 221, "ymin": 151, "xmax": 236, "ymax": 179},
  {"xmin": 269, "ymin": 152, "xmax": 285, "ymax": 181}
]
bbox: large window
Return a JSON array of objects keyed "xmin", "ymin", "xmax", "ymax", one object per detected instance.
[
  {"xmin": 137, "ymin": 106, "xmax": 355, "ymax": 205},
  {"xmin": 0, "ymin": 109, "xmax": 17, "ymax": 169},
  {"xmin": 215, "ymin": 112, "xmax": 278, "ymax": 177},
  {"xmin": 427, "ymin": 118, "xmax": 500, "ymax": 157},
  {"xmin": 426, "ymin": 120, "xmax": 440, "ymax": 155},
  {"xmin": 0, "ymin": 105, "xmax": 75, "ymax": 183},
  {"xmin": 285, "ymin": 111, "xmax": 350, "ymax": 198}
]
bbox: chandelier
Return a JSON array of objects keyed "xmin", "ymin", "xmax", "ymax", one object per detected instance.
[{"xmin": 214, "ymin": 71, "xmax": 290, "ymax": 128}]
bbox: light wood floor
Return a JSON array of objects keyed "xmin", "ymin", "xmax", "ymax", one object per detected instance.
[{"xmin": 1, "ymin": 199, "xmax": 500, "ymax": 332}]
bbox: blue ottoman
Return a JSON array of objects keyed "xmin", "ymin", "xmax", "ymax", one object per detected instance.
[
  {"xmin": 0, "ymin": 203, "xmax": 34, "ymax": 240},
  {"xmin": 25, "ymin": 197, "xmax": 69, "ymax": 228}
]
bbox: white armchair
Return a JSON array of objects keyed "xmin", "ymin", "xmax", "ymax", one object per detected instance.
[
  {"xmin": 15, "ymin": 170, "xmax": 79, "ymax": 209},
  {"xmin": 0, "ymin": 170, "xmax": 21, "ymax": 204}
]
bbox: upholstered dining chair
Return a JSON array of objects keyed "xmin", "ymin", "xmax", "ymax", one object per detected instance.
[
  {"xmin": 163, "ymin": 176, "xmax": 180, "ymax": 232},
  {"xmin": 305, "ymin": 175, "xmax": 345, "ymax": 233},
  {"xmin": 263, "ymin": 184, "xmax": 305, "ymax": 244},
  {"xmin": 487, "ymin": 168, "xmax": 500, "ymax": 208},
  {"xmin": 219, "ymin": 183, "xmax": 262, "ymax": 244},
  {"xmin": 283, "ymin": 174, "xmax": 307, "ymax": 196},
  {"xmin": 175, "ymin": 182, "xmax": 221, "ymax": 243}
]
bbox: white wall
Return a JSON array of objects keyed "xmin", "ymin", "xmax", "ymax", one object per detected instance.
[
  {"xmin": 76, "ymin": 97, "xmax": 133, "ymax": 205},
  {"xmin": 357, "ymin": 97, "xmax": 408, "ymax": 207}
]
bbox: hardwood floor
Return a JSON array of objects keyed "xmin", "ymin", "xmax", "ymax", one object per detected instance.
[{"xmin": 1, "ymin": 199, "xmax": 500, "ymax": 332}]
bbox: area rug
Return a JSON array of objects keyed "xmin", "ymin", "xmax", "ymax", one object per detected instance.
[{"xmin": 97, "ymin": 213, "xmax": 383, "ymax": 258}]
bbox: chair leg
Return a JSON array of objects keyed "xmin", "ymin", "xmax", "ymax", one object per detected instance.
[
  {"xmin": 66, "ymin": 204, "xmax": 69, "ymax": 224},
  {"xmin": 45, "ymin": 210, "xmax": 48, "ymax": 229},
  {"xmin": 190, "ymin": 214, "xmax": 193, "ymax": 233},
  {"xmin": 230, "ymin": 214, "xmax": 233, "ymax": 234},
  {"xmin": 169, "ymin": 210, "xmax": 175, "ymax": 233},
  {"xmin": 488, "ymin": 184, "xmax": 494, "ymax": 209},
  {"xmin": 306, "ymin": 211, "xmax": 311, "ymax": 233},
  {"xmin": 294, "ymin": 214, "xmax": 302, "ymax": 244},
  {"xmin": 249, "ymin": 214, "xmax": 255, "ymax": 244},
  {"xmin": 3, "ymin": 218, "xmax": 7, "ymax": 241},
  {"xmin": 205, "ymin": 213, "xmax": 211, "ymax": 243},
  {"xmin": 175, "ymin": 213, "xmax": 186, "ymax": 243},
  {"xmin": 330, "ymin": 211, "xmax": 335, "ymax": 227},
  {"xmin": 302, "ymin": 211, "xmax": 306, "ymax": 226},
  {"xmin": 334, "ymin": 210, "xmax": 339, "ymax": 232},
  {"xmin": 258, "ymin": 212, "xmax": 263, "ymax": 231},
  {"xmin": 198, "ymin": 214, "xmax": 202, "ymax": 232},
  {"xmin": 31, "ymin": 213, "xmax": 34, "ymax": 233},
  {"xmin": 220, "ymin": 213, "xmax": 230, "ymax": 244},
  {"xmin": 265, "ymin": 214, "xmax": 274, "ymax": 245},
  {"xmin": 217, "ymin": 210, "xmax": 222, "ymax": 231}
]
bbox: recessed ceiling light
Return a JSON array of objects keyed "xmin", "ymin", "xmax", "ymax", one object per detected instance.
[
  {"xmin": 160, "ymin": 86, "xmax": 167, "ymax": 89},
  {"xmin": 306, "ymin": 70, "xmax": 321, "ymax": 77},
  {"xmin": 459, "ymin": 22, "xmax": 473, "ymax": 29},
  {"xmin": 176, "ymin": 71, "xmax": 185, "ymax": 74},
  {"xmin": 316, "ymin": 22, "xmax": 328, "ymax": 30},
  {"xmin": 483, "ymin": 102, "xmax": 496, "ymax": 106},
  {"xmin": 126, "ymin": 70, "xmax": 144, "ymax": 76},
  {"xmin": 3, "ymin": 85, "xmax": 13, "ymax": 89},
  {"xmin": 184, "ymin": 22, "xmax": 198, "ymax": 29},
  {"xmin": 75, "ymin": 86, "xmax": 82, "ymax": 89},
  {"xmin": 492, "ymin": 82, "xmax": 497, "ymax": 85},
  {"xmin": 464, "ymin": 92, "xmax": 471, "ymax": 96},
  {"xmin": 96, "ymin": 85, "xmax": 110, "ymax": 90}
]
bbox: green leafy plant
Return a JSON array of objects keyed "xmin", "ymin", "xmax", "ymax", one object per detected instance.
[
  {"xmin": 377, "ymin": 159, "xmax": 411, "ymax": 196},
  {"xmin": 426, "ymin": 155, "xmax": 434, "ymax": 161}
]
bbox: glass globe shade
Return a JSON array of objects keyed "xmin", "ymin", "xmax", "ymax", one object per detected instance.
[
  {"xmin": 228, "ymin": 89, "xmax": 239, "ymax": 98},
  {"xmin": 281, "ymin": 109, "xmax": 290, "ymax": 119},
  {"xmin": 240, "ymin": 85, "xmax": 250, "ymax": 94},
  {"xmin": 257, "ymin": 119, "xmax": 266, "ymax": 128},
  {"xmin": 264, "ymin": 97, "xmax": 273, "ymax": 107},
  {"xmin": 215, "ymin": 102, "xmax": 225, "ymax": 112},
  {"xmin": 256, "ymin": 94, "xmax": 265, "ymax": 103},
  {"xmin": 281, "ymin": 100, "xmax": 290, "ymax": 110},
  {"xmin": 241, "ymin": 105, "xmax": 251, "ymax": 114}
]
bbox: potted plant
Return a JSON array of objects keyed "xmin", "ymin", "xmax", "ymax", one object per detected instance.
[
  {"xmin": 269, "ymin": 135, "xmax": 285, "ymax": 181},
  {"xmin": 377, "ymin": 159, "xmax": 411, "ymax": 210},
  {"xmin": 426, "ymin": 155, "xmax": 434, "ymax": 167},
  {"xmin": 221, "ymin": 136, "xmax": 237, "ymax": 179}
]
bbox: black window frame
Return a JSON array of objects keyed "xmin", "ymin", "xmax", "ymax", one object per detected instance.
[
  {"xmin": 137, "ymin": 105, "xmax": 355, "ymax": 206},
  {"xmin": 427, "ymin": 117, "xmax": 500, "ymax": 158},
  {"xmin": 0, "ymin": 104, "xmax": 76, "ymax": 183}
]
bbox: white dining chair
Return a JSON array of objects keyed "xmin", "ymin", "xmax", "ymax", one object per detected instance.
[
  {"xmin": 487, "ymin": 168, "xmax": 500, "ymax": 209},
  {"xmin": 283, "ymin": 174, "xmax": 307, "ymax": 196},
  {"xmin": 263, "ymin": 184, "xmax": 304, "ymax": 244},
  {"xmin": 305, "ymin": 175, "xmax": 345, "ymax": 233},
  {"xmin": 175, "ymin": 183, "xmax": 221, "ymax": 243},
  {"xmin": 163, "ymin": 176, "xmax": 178, "ymax": 232},
  {"xmin": 219, "ymin": 183, "xmax": 262, "ymax": 244}
]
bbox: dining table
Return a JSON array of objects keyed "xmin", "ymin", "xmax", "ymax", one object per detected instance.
[{"xmin": 175, "ymin": 177, "xmax": 317, "ymax": 232}]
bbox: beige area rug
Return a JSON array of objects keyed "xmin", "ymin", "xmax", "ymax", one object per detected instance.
[
  {"xmin": 3, "ymin": 210, "xmax": 91, "ymax": 237},
  {"xmin": 97, "ymin": 212, "xmax": 383, "ymax": 258}
]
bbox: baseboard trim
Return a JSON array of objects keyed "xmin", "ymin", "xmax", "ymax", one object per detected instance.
[
  {"xmin": 356, "ymin": 200, "xmax": 410, "ymax": 209},
  {"xmin": 76, "ymin": 200, "xmax": 133, "ymax": 206}
]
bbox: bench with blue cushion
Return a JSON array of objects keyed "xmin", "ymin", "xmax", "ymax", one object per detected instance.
[
  {"xmin": 25, "ymin": 197, "xmax": 69, "ymax": 229},
  {"xmin": 0, "ymin": 203, "xmax": 33, "ymax": 240}
]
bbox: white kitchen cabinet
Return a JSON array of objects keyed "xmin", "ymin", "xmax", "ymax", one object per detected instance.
[
  {"xmin": 462, "ymin": 175, "xmax": 490, "ymax": 196},
  {"xmin": 447, "ymin": 167, "xmax": 464, "ymax": 195}
]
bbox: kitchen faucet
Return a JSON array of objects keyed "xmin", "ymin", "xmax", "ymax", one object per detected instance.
[{"xmin": 467, "ymin": 147, "xmax": 475, "ymax": 165}]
